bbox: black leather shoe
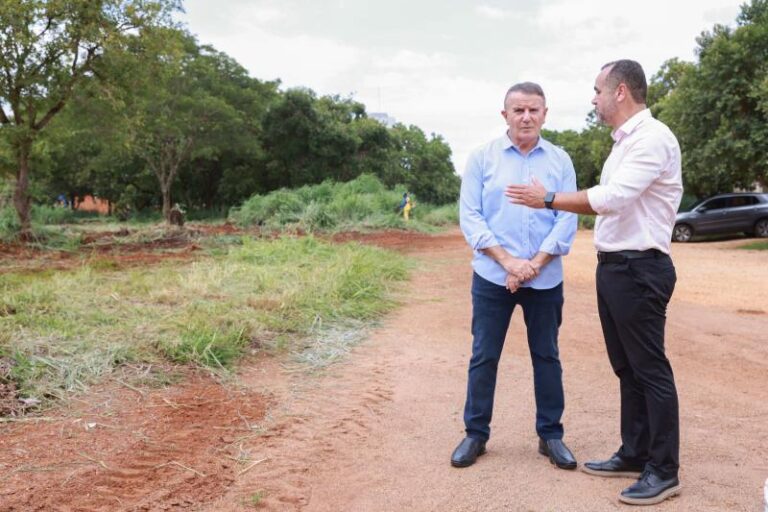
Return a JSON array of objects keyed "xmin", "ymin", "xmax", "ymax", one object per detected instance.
[
  {"xmin": 538, "ymin": 438, "xmax": 577, "ymax": 470},
  {"xmin": 582, "ymin": 453, "xmax": 645, "ymax": 478},
  {"xmin": 619, "ymin": 470, "xmax": 681, "ymax": 505},
  {"xmin": 450, "ymin": 437, "xmax": 486, "ymax": 468}
]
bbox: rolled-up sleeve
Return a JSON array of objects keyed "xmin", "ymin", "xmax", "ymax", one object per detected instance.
[
  {"xmin": 460, "ymin": 150, "xmax": 499, "ymax": 250},
  {"xmin": 539, "ymin": 153, "xmax": 577, "ymax": 256},
  {"xmin": 587, "ymin": 134, "xmax": 668, "ymax": 215}
]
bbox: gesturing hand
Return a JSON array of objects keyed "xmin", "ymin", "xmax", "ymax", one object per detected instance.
[{"xmin": 505, "ymin": 176, "xmax": 547, "ymax": 209}]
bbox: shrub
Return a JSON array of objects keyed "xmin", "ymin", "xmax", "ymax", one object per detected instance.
[{"xmin": 230, "ymin": 174, "xmax": 458, "ymax": 232}]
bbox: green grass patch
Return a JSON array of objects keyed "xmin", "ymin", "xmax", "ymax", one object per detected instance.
[
  {"xmin": 246, "ymin": 490, "xmax": 266, "ymax": 507},
  {"xmin": 738, "ymin": 240, "xmax": 768, "ymax": 250},
  {"xmin": 0, "ymin": 235, "xmax": 408, "ymax": 407},
  {"xmin": 230, "ymin": 174, "xmax": 458, "ymax": 233}
]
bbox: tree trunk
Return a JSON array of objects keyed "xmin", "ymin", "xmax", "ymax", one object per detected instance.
[
  {"xmin": 13, "ymin": 139, "xmax": 33, "ymax": 241},
  {"xmin": 161, "ymin": 181, "xmax": 172, "ymax": 224}
]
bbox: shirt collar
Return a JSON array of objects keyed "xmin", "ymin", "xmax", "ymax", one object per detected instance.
[
  {"xmin": 501, "ymin": 132, "xmax": 545, "ymax": 154},
  {"xmin": 611, "ymin": 108, "xmax": 652, "ymax": 143}
]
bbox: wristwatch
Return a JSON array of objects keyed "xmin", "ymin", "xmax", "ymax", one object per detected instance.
[{"xmin": 544, "ymin": 191, "xmax": 556, "ymax": 210}]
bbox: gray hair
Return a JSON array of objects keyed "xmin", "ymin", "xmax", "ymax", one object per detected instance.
[
  {"xmin": 504, "ymin": 82, "xmax": 546, "ymax": 108},
  {"xmin": 602, "ymin": 59, "xmax": 647, "ymax": 104}
]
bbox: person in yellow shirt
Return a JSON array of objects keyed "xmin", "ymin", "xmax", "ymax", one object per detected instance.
[
  {"xmin": 403, "ymin": 195, "xmax": 413, "ymax": 221},
  {"xmin": 398, "ymin": 192, "xmax": 414, "ymax": 221}
]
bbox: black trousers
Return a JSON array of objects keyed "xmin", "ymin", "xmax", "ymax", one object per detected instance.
[{"xmin": 596, "ymin": 254, "xmax": 679, "ymax": 479}]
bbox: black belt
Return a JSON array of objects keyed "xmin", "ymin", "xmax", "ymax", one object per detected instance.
[{"xmin": 597, "ymin": 249, "xmax": 662, "ymax": 263}]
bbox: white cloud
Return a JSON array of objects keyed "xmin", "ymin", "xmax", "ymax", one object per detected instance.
[
  {"xmin": 376, "ymin": 50, "xmax": 457, "ymax": 71},
  {"xmin": 180, "ymin": 0, "xmax": 746, "ymax": 171},
  {"xmin": 475, "ymin": 5, "xmax": 508, "ymax": 20},
  {"xmin": 248, "ymin": 6, "xmax": 287, "ymax": 24},
  {"xmin": 184, "ymin": 27, "xmax": 362, "ymax": 93}
]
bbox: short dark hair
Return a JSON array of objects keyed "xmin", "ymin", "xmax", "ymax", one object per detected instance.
[
  {"xmin": 504, "ymin": 82, "xmax": 546, "ymax": 108},
  {"xmin": 602, "ymin": 60, "xmax": 647, "ymax": 104}
]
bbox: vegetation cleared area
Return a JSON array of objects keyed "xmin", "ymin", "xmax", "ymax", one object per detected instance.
[{"xmin": 0, "ymin": 234, "xmax": 408, "ymax": 414}]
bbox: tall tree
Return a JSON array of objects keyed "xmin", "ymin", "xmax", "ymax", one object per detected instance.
[
  {"xmin": 659, "ymin": 0, "xmax": 768, "ymax": 195},
  {"xmin": 389, "ymin": 124, "xmax": 459, "ymax": 204},
  {"xmin": 0, "ymin": 0, "xmax": 180, "ymax": 238},
  {"xmin": 121, "ymin": 30, "xmax": 247, "ymax": 222},
  {"xmin": 542, "ymin": 122, "xmax": 612, "ymax": 191}
]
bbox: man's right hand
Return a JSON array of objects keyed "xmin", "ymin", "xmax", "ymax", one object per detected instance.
[{"xmin": 501, "ymin": 257, "xmax": 537, "ymax": 282}]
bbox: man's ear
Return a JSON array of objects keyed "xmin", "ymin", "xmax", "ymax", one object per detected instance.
[{"xmin": 616, "ymin": 83, "xmax": 628, "ymax": 102}]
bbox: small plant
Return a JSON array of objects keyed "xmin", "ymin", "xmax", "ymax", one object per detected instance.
[
  {"xmin": 162, "ymin": 325, "xmax": 248, "ymax": 369},
  {"xmin": 247, "ymin": 490, "xmax": 265, "ymax": 507}
]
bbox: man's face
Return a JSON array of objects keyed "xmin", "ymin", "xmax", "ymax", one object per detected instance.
[
  {"xmin": 592, "ymin": 67, "xmax": 618, "ymax": 127},
  {"xmin": 501, "ymin": 92, "xmax": 547, "ymax": 148}
]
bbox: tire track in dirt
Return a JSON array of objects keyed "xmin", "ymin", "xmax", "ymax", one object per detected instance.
[
  {"xmin": 0, "ymin": 375, "xmax": 267, "ymax": 511},
  {"xmin": 203, "ymin": 355, "xmax": 399, "ymax": 510}
]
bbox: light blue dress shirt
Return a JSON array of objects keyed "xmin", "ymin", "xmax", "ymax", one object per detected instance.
[{"xmin": 459, "ymin": 134, "xmax": 578, "ymax": 289}]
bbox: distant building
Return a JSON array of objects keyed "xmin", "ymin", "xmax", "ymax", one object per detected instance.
[
  {"xmin": 735, "ymin": 181, "xmax": 765, "ymax": 193},
  {"xmin": 75, "ymin": 195, "xmax": 110, "ymax": 214},
  {"xmin": 369, "ymin": 112, "xmax": 397, "ymax": 127}
]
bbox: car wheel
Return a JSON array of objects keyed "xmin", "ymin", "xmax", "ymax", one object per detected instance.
[
  {"xmin": 672, "ymin": 224, "xmax": 693, "ymax": 242},
  {"xmin": 754, "ymin": 218, "xmax": 768, "ymax": 238}
]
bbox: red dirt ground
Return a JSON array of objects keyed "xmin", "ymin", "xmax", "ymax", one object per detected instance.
[
  {"xmin": 1, "ymin": 228, "xmax": 766, "ymax": 511},
  {"xmin": 0, "ymin": 371, "xmax": 268, "ymax": 511}
]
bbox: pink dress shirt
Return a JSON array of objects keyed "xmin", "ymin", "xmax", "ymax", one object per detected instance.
[{"xmin": 586, "ymin": 109, "xmax": 683, "ymax": 254}]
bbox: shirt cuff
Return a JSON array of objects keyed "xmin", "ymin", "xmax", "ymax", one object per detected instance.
[
  {"xmin": 539, "ymin": 239, "xmax": 571, "ymax": 256},
  {"xmin": 467, "ymin": 230, "xmax": 500, "ymax": 251},
  {"xmin": 587, "ymin": 185, "xmax": 610, "ymax": 215}
]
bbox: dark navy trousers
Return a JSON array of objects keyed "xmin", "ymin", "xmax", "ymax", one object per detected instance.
[{"xmin": 463, "ymin": 272, "xmax": 565, "ymax": 441}]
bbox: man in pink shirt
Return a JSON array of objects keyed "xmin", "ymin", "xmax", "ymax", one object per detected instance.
[{"xmin": 506, "ymin": 59, "xmax": 683, "ymax": 507}]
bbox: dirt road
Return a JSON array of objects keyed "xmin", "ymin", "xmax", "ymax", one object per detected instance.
[{"xmin": 1, "ymin": 229, "xmax": 766, "ymax": 511}]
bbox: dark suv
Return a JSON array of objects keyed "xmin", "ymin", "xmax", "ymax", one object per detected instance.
[{"xmin": 672, "ymin": 192, "xmax": 768, "ymax": 242}]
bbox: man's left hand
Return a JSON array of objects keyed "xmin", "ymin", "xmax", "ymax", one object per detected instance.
[
  {"xmin": 506, "ymin": 176, "xmax": 546, "ymax": 209},
  {"xmin": 505, "ymin": 274, "xmax": 521, "ymax": 293}
]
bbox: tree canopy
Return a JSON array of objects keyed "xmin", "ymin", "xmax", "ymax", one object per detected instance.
[
  {"xmin": 1, "ymin": 3, "xmax": 460, "ymax": 232},
  {"xmin": 0, "ymin": 0, "xmax": 181, "ymax": 236},
  {"xmin": 5, "ymin": 0, "xmax": 766, "ymax": 234}
]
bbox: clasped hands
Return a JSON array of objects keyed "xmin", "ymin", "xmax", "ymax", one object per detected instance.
[{"xmin": 502, "ymin": 257, "xmax": 540, "ymax": 293}]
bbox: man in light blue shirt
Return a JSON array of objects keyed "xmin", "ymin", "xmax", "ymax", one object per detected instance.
[{"xmin": 450, "ymin": 82, "xmax": 578, "ymax": 471}]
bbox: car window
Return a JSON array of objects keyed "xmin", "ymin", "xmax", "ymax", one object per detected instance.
[
  {"xmin": 726, "ymin": 196, "xmax": 757, "ymax": 208},
  {"xmin": 701, "ymin": 197, "xmax": 728, "ymax": 210}
]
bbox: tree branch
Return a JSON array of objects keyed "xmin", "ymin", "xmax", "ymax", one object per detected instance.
[
  {"xmin": 35, "ymin": 15, "xmax": 55, "ymax": 40},
  {"xmin": 34, "ymin": 44, "xmax": 99, "ymax": 131}
]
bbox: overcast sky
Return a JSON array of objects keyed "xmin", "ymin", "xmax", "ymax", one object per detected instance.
[{"xmin": 178, "ymin": 0, "xmax": 741, "ymax": 173}]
